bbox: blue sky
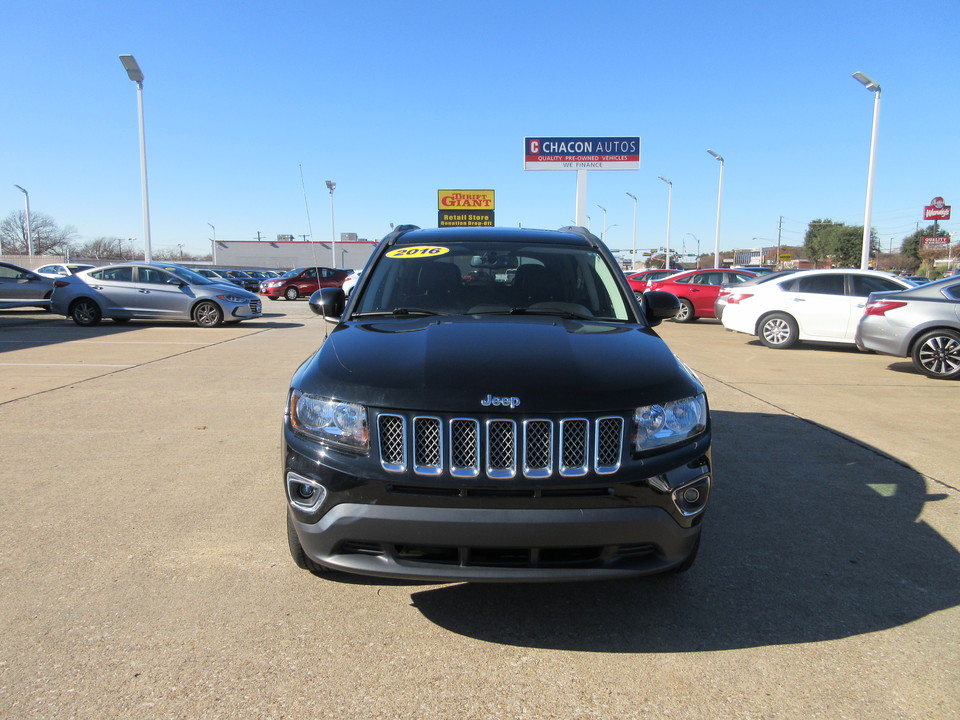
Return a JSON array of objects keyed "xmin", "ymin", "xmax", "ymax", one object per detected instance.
[{"xmin": 4, "ymin": 0, "xmax": 958, "ymax": 259}]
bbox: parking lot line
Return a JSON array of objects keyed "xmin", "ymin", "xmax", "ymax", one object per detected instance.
[{"xmin": 0, "ymin": 362, "xmax": 135, "ymax": 367}]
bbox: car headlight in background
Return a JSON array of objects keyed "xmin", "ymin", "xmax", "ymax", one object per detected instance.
[
  {"xmin": 289, "ymin": 390, "xmax": 369, "ymax": 451},
  {"xmin": 633, "ymin": 393, "xmax": 707, "ymax": 453}
]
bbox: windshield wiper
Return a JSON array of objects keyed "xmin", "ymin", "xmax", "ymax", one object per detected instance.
[
  {"xmin": 353, "ymin": 308, "xmax": 444, "ymax": 318},
  {"xmin": 507, "ymin": 307, "xmax": 595, "ymax": 320}
]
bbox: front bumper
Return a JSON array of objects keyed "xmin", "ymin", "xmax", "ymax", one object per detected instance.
[
  {"xmin": 288, "ymin": 502, "xmax": 703, "ymax": 582},
  {"xmin": 284, "ymin": 427, "xmax": 711, "ymax": 582}
]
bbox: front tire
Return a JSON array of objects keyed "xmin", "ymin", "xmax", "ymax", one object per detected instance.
[
  {"xmin": 284, "ymin": 286, "xmax": 299, "ymax": 301},
  {"xmin": 70, "ymin": 299, "xmax": 102, "ymax": 326},
  {"xmin": 193, "ymin": 300, "xmax": 224, "ymax": 327},
  {"xmin": 286, "ymin": 513, "xmax": 329, "ymax": 575},
  {"xmin": 758, "ymin": 312, "xmax": 799, "ymax": 349},
  {"xmin": 911, "ymin": 329, "xmax": 960, "ymax": 379}
]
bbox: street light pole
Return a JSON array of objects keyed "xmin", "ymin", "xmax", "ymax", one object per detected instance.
[
  {"xmin": 596, "ymin": 205, "xmax": 607, "ymax": 241},
  {"xmin": 625, "ymin": 192, "xmax": 637, "ymax": 269},
  {"xmin": 119, "ymin": 55, "xmax": 152, "ymax": 263},
  {"xmin": 13, "ymin": 185, "xmax": 33, "ymax": 257},
  {"xmin": 326, "ymin": 180, "xmax": 337, "ymax": 267},
  {"xmin": 686, "ymin": 233, "xmax": 700, "ymax": 269},
  {"xmin": 707, "ymin": 150, "xmax": 724, "ymax": 268},
  {"xmin": 853, "ymin": 71, "xmax": 881, "ymax": 270},
  {"xmin": 208, "ymin": 223, "xmax": 217, "ymax": 264},
  {"xmin": 658, "ymin": 176, "xmax": 673, "ymax": 269}
]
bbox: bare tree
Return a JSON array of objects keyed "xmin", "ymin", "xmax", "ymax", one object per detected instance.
[
  {"xmin": 0, "ymin": 210, "xmax": 79, "ymax": 255},
  {"xmin": 74, "ymin": 237, "xmax": 126, "ymax": 264}
]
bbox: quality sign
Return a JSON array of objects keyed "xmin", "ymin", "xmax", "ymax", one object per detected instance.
[{"xmin": 524, "ymin": 136, "xmax": 640, "ymax": 171}]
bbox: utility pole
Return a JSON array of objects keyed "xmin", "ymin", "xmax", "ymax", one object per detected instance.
[{"xmin": 776, "ymin": 215, "xmax": 783, "ymax": 268}]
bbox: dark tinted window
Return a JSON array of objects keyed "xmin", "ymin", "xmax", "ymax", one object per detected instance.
[
  {"xmin": 850, "ymin": 275, "xmax": 906, "ymax": 296},
  {"xmin": 942, "ymin": 283, "xmax": 960, "ymax": 301},
  {"xmin": 787, "ymin": 274, "xmax": 845, "ymax": 295}
]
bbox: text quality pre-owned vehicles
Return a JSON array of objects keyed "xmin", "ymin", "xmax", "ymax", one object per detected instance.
[
  {"xmin": 647, "ymin": 268, "xmax": 756, "ymax": 322},
  {"xmin": 721, "ymin": 269, "xmax": 915, "ymax": 349},
  {"xmin": 50, "ymin": 263, "xmax": 262, "ymax": 327},
  {"xmin": 284, "ymin": 225, "xmax": 712, "ymax": 582},
  {"xmin": 856, "ymin": 275, "xmax": 960, "ymax": 379},
  {"xmin": 0, "ymin": 261, "xmax": 56, "ymax": 309},
  {"xmin": 260, "ymin": 266, "xmax": 349, "ymax": 301}
]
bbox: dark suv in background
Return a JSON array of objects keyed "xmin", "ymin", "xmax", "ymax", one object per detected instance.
[{"xmin": 283, "ymin": 225, "xmax": 713, "ymax": 583}]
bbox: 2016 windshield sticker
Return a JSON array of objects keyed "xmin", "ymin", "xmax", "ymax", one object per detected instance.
[{"xmin": 386, "ymin": 246, "xmax": 450, "ymax": 259}]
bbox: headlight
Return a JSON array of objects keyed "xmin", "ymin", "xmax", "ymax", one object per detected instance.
[
  {"xmin": 633, "ymin": 393, "xmax": 707, "ymax": 453},
  {"xmin": 216, "ymin": 294, "xmax": 249, "ymax": 303},
  {"xmin": 289, "ymin": 390, "xmax": 369, "ymax": 451}
]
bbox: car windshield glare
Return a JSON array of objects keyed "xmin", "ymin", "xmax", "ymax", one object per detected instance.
[
  {"xmin": 167, "ymin": 267, "xmax": 212, "ymax": 284},
  {"xmin": 352, "ymin": 241, "xmax": 632, "ymax": 321}
]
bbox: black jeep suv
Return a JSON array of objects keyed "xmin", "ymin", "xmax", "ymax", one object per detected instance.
[{"xmin": 284, "ymin": 225, "xmax": 712, "ymax": 582}]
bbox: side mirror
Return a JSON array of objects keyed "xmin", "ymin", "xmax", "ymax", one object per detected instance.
[
  {"xmin": 309, "ymin": 287, "xmax": 346, "ymax": 322},
  {"xmin": 642, "ymin": 290, "xmax": 680, "ymax": 327}
]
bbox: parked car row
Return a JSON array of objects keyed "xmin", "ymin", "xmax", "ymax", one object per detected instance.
[{"xmin": 707, "ymin": 268, "xmax": 960, "ymax": 380}]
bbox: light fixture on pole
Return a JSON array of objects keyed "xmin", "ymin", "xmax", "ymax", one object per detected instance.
[
  {"xmin": 596, "ymin": 205, "xmax": 607, "ymax": 241},
  {"xmin": 207, "ymin": 223, "xmax": 217, "ymax": 264},
  {"xmin": 13, "ymin": 185, "xmax": 33, "ymax": 257},
  {"xmin": 686, "ymin": 233, "xmax": 700, "ymax": 269},
  {"xmin": 625, "ymin": 192, "xmax": 637, "ymax": 268},
  {"xmin": 853, "ymin": 71, "xmax": 881, "ymax": 270},
  {"xmin": 326, "ymin": 180, "xmax": 337, "ymax": 267},
  {"xmin": 119, "ymin": 54, "xmax": 152, "ymax": 263},
  {"xmin": 658, "ymin": 176, "xmax": 673, "ymax": 269},
  {"xmin": 707, "ymin": 150, "xmax": 724, "ymax": 268}
]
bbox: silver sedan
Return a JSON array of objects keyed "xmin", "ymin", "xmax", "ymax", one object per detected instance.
[
  {"xmin": 856, "ymin": 275, "xmax": 960, "ymax": 379},
  {"xmin": 50, "ymin": 263, "xmax": 262, "ymax": 327}
]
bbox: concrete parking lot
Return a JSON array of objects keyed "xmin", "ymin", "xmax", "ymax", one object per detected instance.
[{"xmin": 1, "ymin": 303, "xmax": 957, "ymax": 719}]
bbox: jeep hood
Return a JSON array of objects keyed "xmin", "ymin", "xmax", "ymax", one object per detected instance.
[{"xmin": 294, "ymin": 316, "xmax": 702, "ymax": 414}]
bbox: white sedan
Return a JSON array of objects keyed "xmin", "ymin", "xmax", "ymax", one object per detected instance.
[
  {"xmin": 34, "ymin": 263, "xmax": 94, "ymax": 278},
  {"xmin": 721, "ymin": 269, "xmax": 915, "ymax": 349}
]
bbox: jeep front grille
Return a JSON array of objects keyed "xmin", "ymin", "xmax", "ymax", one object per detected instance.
[{"xmin": 377, "ymin": 413, "xmax": 624, "ymax": 478}]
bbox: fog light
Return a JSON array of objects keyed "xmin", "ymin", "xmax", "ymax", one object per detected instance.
[
  {"xmin": 672, "ymin": 475, "xmax": 710, "ymax": 517},
  {"xmin": 286, "ymin": 472, "xmax": 326, "ymax": 511}
]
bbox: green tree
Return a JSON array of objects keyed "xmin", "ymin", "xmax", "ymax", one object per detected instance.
[
  {"xmin": 804, "ymin": 219, "xmax": 875, "ymax": 267},
  {"xmin": 0, "ymin": 210, "xmax": 78, "ymax": 255},
  {"xmin": 900, "ymin": 224, "xmax": 946, "ymax": 261}
]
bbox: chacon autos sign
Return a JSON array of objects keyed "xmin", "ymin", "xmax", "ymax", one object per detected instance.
[{"xmin": 524, "ymin": 136, "xmax": 640, "ymax": 170}]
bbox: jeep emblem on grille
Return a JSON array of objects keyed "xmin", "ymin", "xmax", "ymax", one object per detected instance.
[{"xmin": 481, "ymin": 394, "xmax": 521, "ymax": 408}]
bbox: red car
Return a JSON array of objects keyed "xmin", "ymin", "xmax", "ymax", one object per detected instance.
[
  {"xmin": 648, "ymin": 268, "xmax": 756, "ymax": 322},
  {"xmin": 626, "ymin": 269, "xmax": 682, "ymax": 299},
  {"xmin": 259, "ymin": 266, "xmax": 349, "ymax": 301}
]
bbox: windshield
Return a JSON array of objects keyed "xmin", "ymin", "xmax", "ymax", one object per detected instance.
[
  {"xmin": 164, "ymin": 266, "xmax": 216, "ymax": 285},
  {"xmin": 352, "ymin": 241, "xmax": 632, "ymax": 321}
]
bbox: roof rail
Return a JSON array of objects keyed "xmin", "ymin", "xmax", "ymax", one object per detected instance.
[
  {"xmin": 557, "ymin": 225, "xmax": 603, "ymax": 248},
  {"xmin": 382, "ymin": 224, "xmax": 421, "ymax": 246}
]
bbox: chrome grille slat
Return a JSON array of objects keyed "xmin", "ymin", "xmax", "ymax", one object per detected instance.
[
  {"xmin": 378, "ymin": 412, "xmax": 626, "ymax": 479},
  {"xmin": 413, "ymin": 417, "xmax": 442, "ymax": 475}
]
